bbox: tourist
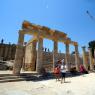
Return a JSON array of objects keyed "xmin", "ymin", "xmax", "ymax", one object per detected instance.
[
  {"xmin": 60, "ymin": 59, "xmax": 67, "ymax": 83},
  {"xmin": 54, "ymin": 65, "xmax": 60, "ymax": 81},
  {"xmin": 79, "ymin": 64, "xmax": 88, "ymax": 74}
]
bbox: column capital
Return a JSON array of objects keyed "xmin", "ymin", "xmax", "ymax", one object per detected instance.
[
  {"xmin": 73, "ymin": 42, "xmax": 78, "ymax": 46},
  {"xmin": 64, "ymin": 38, "xmax": 71, "ymax": 45},
  {"xmin": 18, "ymin": 30, "xmax": 25, "ymax": 45},
  {"xmin": 37, "ymin": 36, "xmax": 43, "ymax": 40},
  {"xmin": 64, "ymin": 41, "xmax": 70, "ymax": 45},
  {"xmin": 52, "ymin": 39, "xmax": 58, "ymax": 42},
  {"xmin": 18, "ymin": 30, "xmax": 25, "ymax": 35}
]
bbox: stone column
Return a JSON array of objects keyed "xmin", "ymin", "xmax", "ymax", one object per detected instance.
[
  {"xmin": 36, "ymin": 37, "xmax": 43, "ymax": 73},
  {"xmin": 13, "ymin": 30, "xmax": 24, "ymax": 75},
  {"xmin": 0, "ymin": 44, "xmax": 4, "ymax": 60},
  {"xmin": 88, "ymin": 48, "xmax": 94, "ymax": 71},
  {"xmin": 75, "ymin": 45, "xmax": 80, "ymax": 71},
  {"xmin": 4, "ymin": 45, "xmax": 9, "ymax": 60},
  {"xmin": 53, "ymin": 40, "xmax": 58, "ymax": 69},
  {"xmin": 82, "ymin": 46, "xmax": 88, "ymax": 71},
  {"xmin": 21, "ymin": 45, "xmax": 26, "ymax": 71},
  {"xmin": 65, "ymin": 43, "xmax": 70, "ymax": 71},
  {"xmin": 30, "ymin": 40, "xmax": 37, "ymax": 71},
  {"xmin": 8, "ymin": 45, "xmax": 12, "ymax": 60}
]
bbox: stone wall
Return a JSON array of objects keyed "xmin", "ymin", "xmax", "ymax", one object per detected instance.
[
  {"xmin": 0, "ymin": 42, "xmax": 84, "ymax": 72},
  {"xmin": 24, "ymin": 43, "xmax": 37, "ymax": 71},
  {"xmin": 0, "ymin": 43, "xmax": 16, "ymax": 61},
  {"xmin": 24, "ymin": 44, "xmax": 83, "ymax": 71}
]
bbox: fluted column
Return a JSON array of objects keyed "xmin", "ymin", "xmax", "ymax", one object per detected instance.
[
  {"xmin": 88, "ymin": 48, "xmax": 94, "ymax": 71},
  {"xmin": 36, "ymin": 37, "xmax": 43, "ymax": 73},
  {"xmin": 13, "ymin": 30, "xmax": 24, "ymax": 75},
  {"xmin": 75, "ymin": 45, "xmax": 80, "ymax": 71},
  {"xmin": 65, "ymin": 43, "xmax": 70, "ymax": 71},
  {"xmin": 53, "ymin": 40, "xmax": 58, "ymax": 69},
  {"xmin": 82, "ymin": 46, "xmax": 88, "ymax": 71}
]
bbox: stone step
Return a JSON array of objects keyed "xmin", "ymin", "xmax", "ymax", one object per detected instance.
[
  {"xmin": 0, "ymin": 74, "xmax": 37, "ymax": 79},
  {"xmin": 0, "ymin": 75, "xmax": 38, "ymax": 83},
  {"xmin": 0, "ymin": 76, "xmax": 22, "ymax": 79},
  {"xmin": 0, "ymin": 73, "xmax": 40, "ymax": 83},
  {"xmin": 0, "ymin": 77, "xmax": 26, "ymax": 83}
]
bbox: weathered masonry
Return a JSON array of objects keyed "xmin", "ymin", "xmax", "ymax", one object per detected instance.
[
  {"xmin": 13, "ymin": 21, "xmax": 80, "ymax": 75},
  {"xmin": 0, "ymin": 42, "xmax": 16, "ymax": 61}
]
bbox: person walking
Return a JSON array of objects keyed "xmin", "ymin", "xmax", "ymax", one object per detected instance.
[{"xmin": 60, "ymin": 59, "xmax": 67, "ymax": 83}]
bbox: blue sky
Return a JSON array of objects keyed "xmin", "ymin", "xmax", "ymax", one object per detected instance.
[{"xmin": 0, "ymin": 0, "xmax": 95, "ymax": 54}]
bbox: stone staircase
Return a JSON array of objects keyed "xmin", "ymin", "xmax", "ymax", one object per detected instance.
[
  {"xmin": 0, "ymin": 72, "xmax": 55, "ymax": 83},
  {"xmin": 0, "ymin": 75, "xmax": 24, "ymax": 83},
  {"xmin": 0, "ymin": 73, "xmax": 40, "ymax": 83}
]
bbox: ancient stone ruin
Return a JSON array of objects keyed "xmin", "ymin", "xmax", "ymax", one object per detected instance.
[{"xmin": 13, "ymin": 20, "xmax": 81, "ymax": 75}]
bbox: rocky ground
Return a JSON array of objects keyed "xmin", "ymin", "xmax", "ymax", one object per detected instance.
[{"xmin": 0, "ymin": 71, "xmax": 95, "ymax": 95}]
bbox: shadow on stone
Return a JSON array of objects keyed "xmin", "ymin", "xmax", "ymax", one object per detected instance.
[{"xmin": 0, "ymin": 71, "xmax": 89, "ymax": 83}]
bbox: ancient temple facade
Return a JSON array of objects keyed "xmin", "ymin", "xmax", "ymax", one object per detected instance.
[
  {"xmin": 0, "ymin": 20, "xmax": 94, "ymax": 75},
  {"xmin": 13, "ymin": 20, "xmax": 82, "ymax": 75}
]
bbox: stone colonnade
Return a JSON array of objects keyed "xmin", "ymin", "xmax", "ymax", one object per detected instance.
[
  {"xmin": 82, "ymin": 47, "xmax": 94, "ymax": 71},
  {"xmin": 13, "ymin": 33, "xmax": 80, "ymax": 75},
  {"xmin": 13, "ymin": 21, "xmax": 80, "ymax": 75},
  {"xmin": 0, "ymin": 43, "xmax": 16, "ymax": 61}
]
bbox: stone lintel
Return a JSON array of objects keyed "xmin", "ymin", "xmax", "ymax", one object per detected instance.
[
  {"xmin": 22, "ymin": 28, "xmax": 68, "ymax": 43},
  {"xmin": 22, "ymin": 21, "xmax": 67, "ymax": 39}
]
